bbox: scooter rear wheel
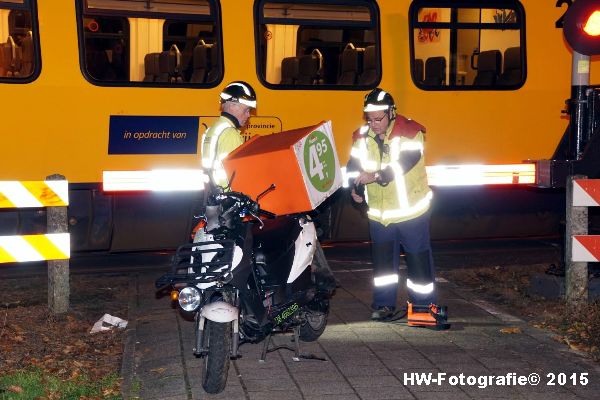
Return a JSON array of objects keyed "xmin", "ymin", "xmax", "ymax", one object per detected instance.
[
  {"xmin": 299, "ymin": 308, "xmax": 328, "ymax": 342},
  {"xmin": 202, "ymin": 320, "xmax": 231, "ymax": 394}
]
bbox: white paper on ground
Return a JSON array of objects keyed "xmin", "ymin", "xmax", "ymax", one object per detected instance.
[{"xmin": 90, "ymin": 313, "xmax": 128, "ymax": 334}]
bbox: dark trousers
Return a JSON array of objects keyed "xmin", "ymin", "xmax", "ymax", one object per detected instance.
[{"xmin": 369, "ymin": 211, "xmax": 436, "ymax": 308}]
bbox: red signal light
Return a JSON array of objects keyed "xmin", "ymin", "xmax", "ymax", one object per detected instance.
[
  {"xmin": 583, "ymin": 10, "xmax": 600, "ymax": 36},
  {"xmin": 564, "ymin": 0, "xmax": 600, "ymax": 55}
]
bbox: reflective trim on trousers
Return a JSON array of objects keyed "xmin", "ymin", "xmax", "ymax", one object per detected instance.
[
  {"xmin": 407, "ymin": 278, "xmax": 434, "ymax": 294},
  {"xmin": 374, "ymin": 273, "xmax": 399, "ymax": 287}
]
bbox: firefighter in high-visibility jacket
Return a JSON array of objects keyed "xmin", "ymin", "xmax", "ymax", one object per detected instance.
[
  {"xmin": 346, "ymin": 88, "xmax": 449, "ymax": 329},
  {"xmin": 201, "ymin": 81, "xmax": 257, "ymax": 188},
  {"xmin": 192, "ymin": 81, "xmax": 257, "ymax": 241}
]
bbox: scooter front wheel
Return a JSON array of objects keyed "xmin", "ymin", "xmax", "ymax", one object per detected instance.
[{"xmin": 202, "ymin": 320, "xmax": 232, "ymax": 394}]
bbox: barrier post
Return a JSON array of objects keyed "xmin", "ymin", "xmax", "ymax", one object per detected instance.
[
  {"xmin": 566, "ymin": 175, "xmax": 589, "ymax": 305},
  {"xmin": 46, "ymin": 174, "xmax": 69, "ymax": 314}
]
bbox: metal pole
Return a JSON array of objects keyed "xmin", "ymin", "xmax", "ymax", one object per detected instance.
[
  {"xmin": 569, "ymin": 51, "xmax": 590, "ymax": 160},
  {"xmin": 46, "ymin": 174, "xmax": 70, "ymax": 314},
  {"xmin": 565, "ymin": 175, "xmax": 588, "ymax": 305},
  {"xmin": 564, "ymin": 49, "xmax": 591, "ymax": 305}
]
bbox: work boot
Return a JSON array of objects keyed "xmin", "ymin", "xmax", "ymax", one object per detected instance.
[
  {"xmin": 371, "ymin": 306, "xmax": 396, "ymax": 321},
  {"xmin": 407, "ymin": 302, "xmax": 450, "ymax": 330}
]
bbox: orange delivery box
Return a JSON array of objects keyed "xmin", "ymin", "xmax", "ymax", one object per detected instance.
[{"xmin": 222, "ymin": 120, "xmax": 342, "ymax": 216}]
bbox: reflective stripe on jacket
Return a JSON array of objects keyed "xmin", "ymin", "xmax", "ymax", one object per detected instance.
[
  {"xmin": 350, "ymin": 116, "xmax": 432, "ymax": 225},
  {"xmin": 200, "ymin": 115, "xmax": 244, "ymax": 188}
]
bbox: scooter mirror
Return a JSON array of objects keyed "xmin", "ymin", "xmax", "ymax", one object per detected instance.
[{"xmin": 256, "ymin": 184, "xmax": 276, "ymax": 202}]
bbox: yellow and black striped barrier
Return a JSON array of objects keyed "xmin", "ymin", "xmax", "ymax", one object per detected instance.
[
  {"xmin": 0, "ymin": 180, "xmax": 68, "ymax": 208},
  {"xmin": 0, "ymin": 180, "xmax": 70, "ymax": 263},
  {"xmin": 0, "ymin": 233, "xmax": 70, "ymax": 263}
]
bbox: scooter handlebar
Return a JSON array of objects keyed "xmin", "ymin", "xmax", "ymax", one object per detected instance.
[{"xmin": 215, "ymin": 191, "xmax": 277, "ymax": 223}]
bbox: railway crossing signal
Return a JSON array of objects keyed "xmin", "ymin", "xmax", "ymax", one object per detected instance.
[
  {"xmin": 572, "ymin": 235, "xmax": 600, "ymax": 262},
  {"xmin": 563, "ymin": 0, "xmax": 600, "ymax": 55}
]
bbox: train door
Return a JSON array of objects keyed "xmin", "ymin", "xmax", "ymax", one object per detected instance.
[
  {"xmin": 0, "ymin": 0, "xmax": 42, "ymax": 239},
  {"xmin": 75, "ymin": 0, "xmax": 225, "ymax": 251}
]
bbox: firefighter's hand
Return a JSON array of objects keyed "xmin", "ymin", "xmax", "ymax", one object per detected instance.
[
  {"xmin": 351, "ymin": 188, "xmax": 364, "ymax": 203},
  {"xmin": 355, "ymin": 171, "xmax": 377, "ymax": 185}
]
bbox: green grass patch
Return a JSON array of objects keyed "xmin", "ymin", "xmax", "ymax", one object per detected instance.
[{"xmin": 0, "ymin": 369, "xmax": 121, "ymax": 400}]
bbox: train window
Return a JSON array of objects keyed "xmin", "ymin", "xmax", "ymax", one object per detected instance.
[
  {"xmin": 163, "ymin": 21, "xmax": 219, "ymax": 83},
  {"xmin": 256, "ymin": 0, "xmax": 381, "ymax": 89},
  {"xmin": 409, "ymin": 0, "xmax": 526, "ymax": 90},
  {"xmin": 77, "ymin": 0, "xmax": 223, "ymax": 87},
  {"xmin": 0, "ymin": 0, "xmax": 40, "ymax": 83},
  {"xmin": 82, "ymin": 16, "xmax": 130, "ymax": 81}
]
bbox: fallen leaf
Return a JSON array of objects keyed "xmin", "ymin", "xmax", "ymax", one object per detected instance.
[
  {"xmin": 69, "ymin": 369, "xmax": 81, "ymax": 380},
  {"xmin": 151, "ymin": 367, "xmax": 166, "ymax": 374},
  {"xmin": 500, "ymin": 327, "xmax": 522, "ymax": 334},
  {"xmin": 568, "ymin": 340, "xmax": 590, "ymax": 352},
  {"xmin": 579, "ymin": 331, "xmax": 590, "ymax": 339},
  {"xmin": 102, "ymin": 387, "xmax": 120, "ymax": 396},
  {"xmin": 11, "ymin": 324, "xmax": 25, "ymax": 334},
  {"xmin": 552, "ymin": 335, "xmax": 568, "ymax": 344},
  {"xmin": 12, "ymin": 335, "xmax": 24, "ymax": 343},
  {"xmin": 8, "ymin": 385, "xmax": 24, "ymax": 393}
]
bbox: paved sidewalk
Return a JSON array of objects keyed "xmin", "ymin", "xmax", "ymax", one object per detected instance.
[{"xmin": 121, "ymin": 262, "xmax": 600, "ymax": 400}]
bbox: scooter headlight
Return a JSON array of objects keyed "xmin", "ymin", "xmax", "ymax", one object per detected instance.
[{"xmin": 178, "ymin": 287, "xmax": 201, "ymax": 312}]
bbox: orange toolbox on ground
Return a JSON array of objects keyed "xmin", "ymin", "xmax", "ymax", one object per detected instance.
[{"xmin": 222, "ymin": 120, "xmax": 342, "ymax": 216}]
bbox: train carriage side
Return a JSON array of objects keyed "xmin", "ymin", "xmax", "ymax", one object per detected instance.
[{"xmin": 0, "ymin": 0, "xmax": 596, "ymax": 252}]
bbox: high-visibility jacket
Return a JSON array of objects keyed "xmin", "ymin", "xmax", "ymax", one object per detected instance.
[
  {"xmin": 349, "ymin": 115, "xmax": 433, "ymax": 226},
  {"xmin": 201, "ymin": 114, "xmax": 244, "ymax": 188}
]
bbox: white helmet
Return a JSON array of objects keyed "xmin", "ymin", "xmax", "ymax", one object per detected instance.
[
  {"xmin": 363, "ymin": 88, "xmax": 395, "ymax": 112},
  {"xmin": 220, "ymin": 81, "xmax": 257, "ymax": 108}
]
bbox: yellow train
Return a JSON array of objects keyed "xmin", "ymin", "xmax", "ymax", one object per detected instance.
[{"xmin": 0, "ymin": 0, "xmax": 596, "ymax": 251}]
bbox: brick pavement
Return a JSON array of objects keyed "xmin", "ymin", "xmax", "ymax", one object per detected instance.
[{"xmin": 120, "ymin": 262, "xmax": 600, "ymax": 400}]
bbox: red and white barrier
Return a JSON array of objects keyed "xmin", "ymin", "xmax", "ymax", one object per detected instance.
[
  {"xmin": 573, "ymin": 179, "xmax": 600, "ymax": 206},
  {"xmin": 572, "ymin": 235, "xmax": 600, "ymax": 262}
]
